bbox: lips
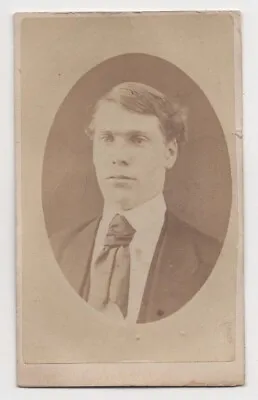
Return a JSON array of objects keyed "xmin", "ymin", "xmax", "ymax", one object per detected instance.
[{"xmin": 107, "ymin": 175, "xmax": 136, "ymax": 180}]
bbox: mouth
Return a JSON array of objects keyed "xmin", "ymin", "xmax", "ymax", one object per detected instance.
[{"xmin": 107, "ymin": 175, "xmax": 136, "ymax": 181}]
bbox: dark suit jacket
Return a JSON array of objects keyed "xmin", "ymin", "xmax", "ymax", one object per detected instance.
[{"xmin": 51, "ymin": 211, "xmax": 222, "ymax": 323}]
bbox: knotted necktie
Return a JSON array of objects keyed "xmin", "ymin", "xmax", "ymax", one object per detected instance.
[{"xmin": 87, "ymin": 214, "xmax": 136, "ymax": 318}]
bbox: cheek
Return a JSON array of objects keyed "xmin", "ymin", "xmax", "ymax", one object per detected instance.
[
  {"xmin": 93, "ymin": 150, "xmax": 104, "ymax": 179},
  {"xmin": 137, "ymin": 148, "xmax": 166, "ymax": 175},
  {"xmin": 94, "ymin": 142, "xmax": 114, "ymax": 164},
  {"xmin": 93, "ymin": 143, "xmax": 107, "ymax": 167}
]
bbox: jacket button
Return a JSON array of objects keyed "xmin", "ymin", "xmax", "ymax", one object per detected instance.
[{"xmin": 157, "ymin": 309, "xmax": 164, "ymax": 317}]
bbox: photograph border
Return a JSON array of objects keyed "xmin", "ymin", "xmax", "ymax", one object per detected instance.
[{"xmin": 15, "ymin": 10, "xmax": 244, "ymax": 387}]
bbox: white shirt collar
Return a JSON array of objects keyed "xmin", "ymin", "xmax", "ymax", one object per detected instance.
[{"xmin": 102, "ymin": 193, "xmax": 167, "ymax": 233}]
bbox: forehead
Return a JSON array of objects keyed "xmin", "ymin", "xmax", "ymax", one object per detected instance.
[{"xmin": 93, "ymin": 100, "xmax": 161, "ymax": 134}]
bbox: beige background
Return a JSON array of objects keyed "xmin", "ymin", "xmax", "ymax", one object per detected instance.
[{"xmin": 16, "ymin": 12, "xmax": 243, "ymax": 385}]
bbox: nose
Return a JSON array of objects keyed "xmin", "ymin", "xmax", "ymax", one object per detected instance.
[{"xmin": 110, "ymin": 138, "xmax": 132, "ymax": 166}]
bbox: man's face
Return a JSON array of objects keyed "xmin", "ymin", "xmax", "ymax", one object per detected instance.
[{"xmin": 92, "ymin": 101, "xmax": 177, "ymax": 210}]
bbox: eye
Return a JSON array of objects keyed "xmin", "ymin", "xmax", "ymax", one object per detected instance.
[
  {"xmin": 100, "ymin": 132, "xmax": 114, "ymax": 143},
  {"xmin": 130, "ymin": 134, "xmax": 148, "ymax": 145}
]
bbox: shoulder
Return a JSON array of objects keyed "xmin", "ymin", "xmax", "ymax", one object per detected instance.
[
  {"xmin": 50, "ymin": 216, "xmax": 100, "ymax": 261},
  {"xmin": 166, "ymin": 211, "xmax": 223, "ymax": 265}
]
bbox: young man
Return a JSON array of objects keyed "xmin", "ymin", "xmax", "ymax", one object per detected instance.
[{"xmin": 51, "ymin": 82, "xmax": 222, "ymax": 324}]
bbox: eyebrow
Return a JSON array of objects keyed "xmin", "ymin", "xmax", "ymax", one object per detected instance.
[{"xmin": 100, "ymin": 129, "xmax": 149, "ymax": 136}]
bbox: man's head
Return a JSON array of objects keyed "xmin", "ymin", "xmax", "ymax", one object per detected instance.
[{"xmin": 87, "ymin": 82, "xmax": 187, "ymax": 211}]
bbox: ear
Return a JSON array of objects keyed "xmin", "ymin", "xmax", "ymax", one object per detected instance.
[{"xmin": 165, "ymin": 138, "xmax": 178, "ymax": 170}]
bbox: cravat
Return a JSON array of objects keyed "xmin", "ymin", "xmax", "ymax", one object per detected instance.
[{"xmin": 87, "ymin": 214, "xmax": 136, "ymax": 318}]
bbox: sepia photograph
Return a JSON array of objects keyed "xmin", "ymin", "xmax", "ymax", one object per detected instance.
[
  {"xmin": 15, "ymin": 11, "xmax": 244, "ymax": 386},
  {"xmin": 48, "ymin": 79, "xmax": 227, "ymax": 324}
]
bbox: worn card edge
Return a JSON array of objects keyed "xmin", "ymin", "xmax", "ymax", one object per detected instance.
[{"xmin": 14, "ymin": 11, "xmax": 244, "ymax": 387}]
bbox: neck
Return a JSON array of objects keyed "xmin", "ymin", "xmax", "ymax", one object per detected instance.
[{"xmin": 104, "ymin": 192, "xmax": 165, "ymax": 213}]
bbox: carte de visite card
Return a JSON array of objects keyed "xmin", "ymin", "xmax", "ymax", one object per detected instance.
[{"xmin": 15, "ymin": 11, "xmax": 244, "ymax": 387}]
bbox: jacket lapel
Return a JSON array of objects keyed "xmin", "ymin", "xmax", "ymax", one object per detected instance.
[
  {"xmin": 137, "ymin": 216, "xmax": 167, "ymax": 323},
  {"xmin": 57, "ymin": 218, "xmax": 100, "ymax": 296},
  {"xmin": 137, "ymin": 212, "xmax": 201, "ymax": 323}
]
